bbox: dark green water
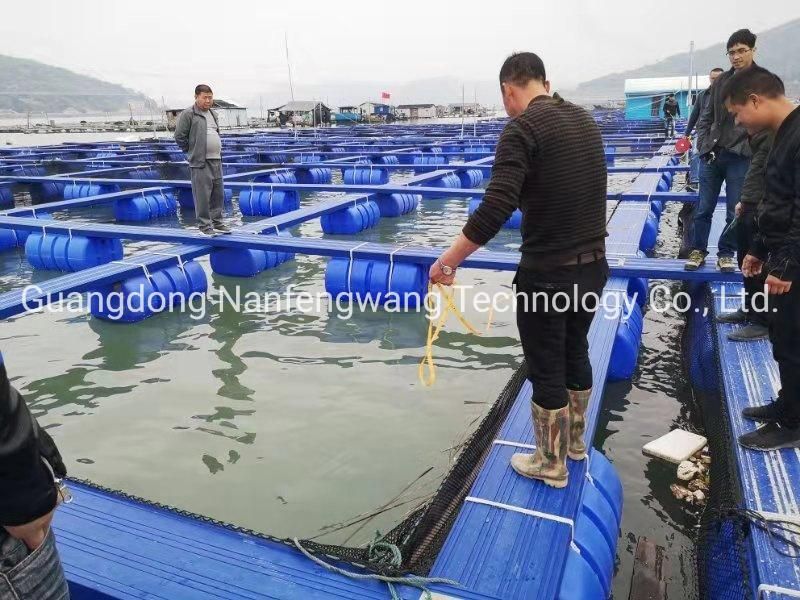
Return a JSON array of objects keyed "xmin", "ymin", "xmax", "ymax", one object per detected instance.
[{"xmin": 2, "ymin": 143, "xmax": 699, "ymax": 597}]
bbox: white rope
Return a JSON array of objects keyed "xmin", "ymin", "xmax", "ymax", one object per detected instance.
[
  {"xmin": 149, "ymin": 252, "xmax": 186, "ymax": 271},
  {"xmin": 757, "ymin": 584, "xmax": 800, "ymax": 599},
  {"xmin": 492, "ymin": 439, "xmax": 537, "ymax": 450},
  {"xmin": 465, "ymin": 496, "xmax": 579, "ymax": 554},
  {"xmin": 112, "ymin": 260, "xmax": 152, "ymax": 280},
  {"xmin": 387, "ymin": 244, "xmax": 408, "ymax": 293},
  {"xmin": 346, "ymin": 242, "xmax": 369, "ymax": 294}
]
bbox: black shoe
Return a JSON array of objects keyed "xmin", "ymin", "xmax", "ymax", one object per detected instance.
[
  {"xmin": 742, "ymin": 401, "xmax": 780, "ymax": 423},
  {"xmin": 738, "ymin": 422, "xmax": 800, "ymax": 451},
  {"xmin": 727, "ymin": 324, "xmax": 769, "ymax": 342},
  {"xmin": 213, "ymin": 223, "xmax": 232, "ymax": 234},
  {"xmin": 716, "ymin": 308, "xmax": 748, "ymax": 324},
  {"xmin": 199, "ymin": 227, "xmax": 218, "ymax": 237}
]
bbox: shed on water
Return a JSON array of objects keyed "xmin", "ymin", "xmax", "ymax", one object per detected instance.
[{"xmin": 624, "ymin": 76, "xmax": 710, "ymax": 120}]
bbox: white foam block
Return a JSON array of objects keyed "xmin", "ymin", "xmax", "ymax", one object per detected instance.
[{"xmin": 642, "ymin": 429, "xmax": 707, "ymax": 464}]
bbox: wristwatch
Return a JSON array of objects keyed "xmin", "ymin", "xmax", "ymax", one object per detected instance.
[{"xmin": 437, "ymin": 258, "xmax": 456, "ymax": 276}]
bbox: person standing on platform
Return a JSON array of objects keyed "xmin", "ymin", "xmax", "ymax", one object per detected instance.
[
  {"xmin": 429, "ymin": 52, "xmax": 608, "ymax": 488},
  {"xmin": 174, "ymin": 84, "xmax": 231, "ymax": 236},
  {"xmin": 684, "ymin": 67, "xmax": 725, "ymax": 192},
  {"xmin": 723, "ymin": 66, "xmax": 800, "ymax": 450},
  {"xmin": 663, "ymin": 93, "xmax": 681, "ymax": 138},
  {"xmin": 685, "ymin": 28, "xmax": 757, "ymax": 273}
]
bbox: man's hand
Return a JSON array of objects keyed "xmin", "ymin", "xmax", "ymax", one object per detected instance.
[
  {"xmin": 735, "ymin": 202, "xmax": 743, "ymax": 218},
  {"xmin": 766, "ymin": 274, "xmax": 792, "ymax": 295},
  {"xmin": 429, "ymin": 260, "xmax": 456, "ymax": 286},
  {"xmin": 4, "ymin": 508, "xmax": 55, "ymax": 551},
  {"xmin": 742, "ymin": 254, "xmax": 763, "ymax": 277}
]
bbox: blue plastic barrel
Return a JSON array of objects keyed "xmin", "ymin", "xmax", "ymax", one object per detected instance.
[
  {"xmin": 608, "ymin": 302, "xmax": 644, "ymax": 381},
  {"xmin": 398, "ymin": 151, "xmax": 422, "ymax": 165},
  {"xmin": 638, "ymin": 210, "xmax": 659, "ymax": 253},
  {"xmin": 457, "ymin": 169, "xmax": 484, "ymax": 189},
  {"xmin": 468, "ymin": 198, "xmax": 522, "ymax": 229},
  {"xmin": 429, "ymin": 173, "xmax": 461, "ymax": 198},
  {"xmin": 605, "ymin": 146, "xmax": 616, "ymax": 166},
  {"xmin": 25, "ymin": 234, "xmax": 123, "ymax": 272},
  {"xmin": 0, "ymin": 229, "xmax": 22, "ymax": 251},
  {"xmin": 574, "ymin": 512, "xmax": 614, "ymax": 596},
  {"xmin": 114, "ymin": 191, "xmax": 178, "ymax": 222},
  {"xmin": 412, "ymin": 155, "xmax": 447, "ymax": 174},
  {"xmin": 63, "ymin": 183, "xmax": 121, "ymax": 200},
  {"xmin": 320, "ymin": 201, "xmax": 380, "ymax": 234},
  {"xmin": 90, "ymin": 260, "xmax": 207, "ymax": 323},
  {"xmin": 210, "ymin": 230, "xmax": 294, "ymax": 277},
  {"xmin": 374, "ymin": 193, "xmax": 419, "ymax": 217},
  {"xmin": 627, "ymin": 277, "xmax": 649, "ymax": 308},
  {"xmin": 238, "ymin": 189, "xmax": 299, "ymax": 217},
  {"xmin": 255, "ymin": 170, "xmax": 297, "ymax": 185},
  {"xmin": 376, "ymin": 155, "xmax": 399, "ymax": 165},
  {"xmin": 343, "ymin": 168, "xmax": 389, "ymax": 185},
  {"xmin": 0, "ymin": 185, "xmax": 13, "ymax": 208},
  {"xmin": 295, "ymin": 168, "xmax": 332, "ymax": 185},
  {"xmin": 588, "ymin": 450, "xmax": 624, "ymax": 524},
  {"xmin": 324, "ymin": 258, "xmax": 426, "ymax": 309},
  {"xmin": 558, "ymin": 550, "xmax": 604, "ymax": 599}
]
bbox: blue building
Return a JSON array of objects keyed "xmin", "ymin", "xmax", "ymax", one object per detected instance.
[{"xmin": 624, "ymin": 76, "xmax": 710, "ymax": 121}]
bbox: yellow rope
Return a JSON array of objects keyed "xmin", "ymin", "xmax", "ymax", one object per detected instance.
[{"xmin": 418, "ymin": 281, "xmax": 493, "ymax": 387}]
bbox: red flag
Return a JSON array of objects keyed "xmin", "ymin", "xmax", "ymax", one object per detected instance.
[{"xmin": 381, "ymin": 91, "xmax": 391, "ymax": 100}]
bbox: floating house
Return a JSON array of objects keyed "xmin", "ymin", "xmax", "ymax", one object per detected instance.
[
  {"xmin": 276, "ymin": 101, "xmax": 331, "ymax": 126},
  {"xmin": 623, "ymin": 76, "xmax": 710, "ymax": 120},
  {"xmin": 396, "ymin": 103, "xmax": 437, "ymax": 119}
]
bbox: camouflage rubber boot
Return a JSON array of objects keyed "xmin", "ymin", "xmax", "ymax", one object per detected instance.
[
  {"xmin": 510, "ymin": 403, "xmax": 569, "ymax": 488},
  {"xmin": 568, "ymin": 388, "xmax": 592, "ymax": 461}
]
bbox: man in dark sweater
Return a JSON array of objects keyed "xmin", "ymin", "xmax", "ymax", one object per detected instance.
[
  {"xmin": 723, "ymin": 66, "xmax": 800, "ymax": 450},
  {"xmin": 663, "ymin": 94, "xmax": 681, "ymax": 138},
  {"xmin": 429, "ymin": 52, "xmax": 608, "ymax": 488},
  {"xmin": 0, "ymin": 353, "xmax": 69, "ymax": 598},
  {"xmin": 685, "ymin": 29, "xmax": 757, "ymax": 273}
]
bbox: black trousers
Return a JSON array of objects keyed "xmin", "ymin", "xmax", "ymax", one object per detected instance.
[
  {"xmin": 771, "ymin": 277, "xmax": 800, "ymax": 427},
  {"xmin": 736, "ymin": 209, "xmax": 770, "ymax": 326},
  {"xmin": 514, "ymin": 258, "xmax": 609, "ymax": 410}
]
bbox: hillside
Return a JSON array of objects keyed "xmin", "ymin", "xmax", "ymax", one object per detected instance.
[
  {"xmin": 0, "ymin": 55, "xmax": 152, "ymax": 115},
  {"xmin": 574, "ymin": 18, "xmax": 800, "ymax": 101}
]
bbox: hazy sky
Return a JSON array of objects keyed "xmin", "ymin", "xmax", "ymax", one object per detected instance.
[{"xmin": 1, "ymin": 0, "xmax": 798, "ymax": 106}]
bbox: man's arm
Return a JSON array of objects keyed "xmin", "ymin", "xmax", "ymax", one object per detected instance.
[
  {"xmin": 432, "ymin": 120, "xmax": 533, "ymax": 281},
  {"xmin": 0, "ymin": 355, "xmax": 59, "ymax": 529},
  {"xmin": 174, "ymin": 110, "xmax": 191, "ymax": 152},
  {"xmin": 696, "ymin": 85, "xmax": 716, "ymax": 151}
]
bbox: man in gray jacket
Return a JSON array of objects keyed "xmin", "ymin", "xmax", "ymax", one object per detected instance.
[
  {"xmin": 174, "ymin": 84, "xmax": 230, "ymax": 235},
  {"xmin": 684, "ymin": 29, "xmax": 756, "ymax": 273}
]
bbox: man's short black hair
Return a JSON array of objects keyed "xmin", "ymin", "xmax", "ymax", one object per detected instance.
[
  {"xmin": 720, "ymin": 65, "xmax": 785, "ymax": 105},
  {"xmin": 195, "ymin": 84, "xmax": 213, "ymax": 96},
  {"xmin": 499, "ymin": 52, "xmax": 546, "ymax": 86},
  {"xmin": 727, "ymin": 28, "xmax": 756, "ymax": 50},
  {"xmin": 711, "ymin": 67, "xmax": 725, "ymax": 74}
]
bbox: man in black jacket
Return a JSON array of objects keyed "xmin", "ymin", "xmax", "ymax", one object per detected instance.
[
  {"xmin": 429, "ymin": 53, "xmax": 608, "ymax": 488},
  {"xmin": 724, "ymin": 66, "xmax": 800, "ymax": 450},
  {"xmin": 663, "ymin": 94, "xmax": 681, "ymax": 138},
  {"xmin": 0, "ymin": 354, "xmax": 69, "ymax": 598},
  {"xmin": 685, "ymin": 29, "xmax": 756, "ymax": 273}
]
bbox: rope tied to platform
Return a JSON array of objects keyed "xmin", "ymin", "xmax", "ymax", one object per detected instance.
[
  {"xmin": 292, "ymin": 533, "xmax": 460, "ymax": 600},
  {"xmin": 418, "ymin": 281, "xmax": 493, "ymax": 387}
]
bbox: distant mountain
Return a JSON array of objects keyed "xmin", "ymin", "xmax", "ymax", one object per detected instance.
[
  {"xmin": 573, "ymin": 18, "xmax": 800, "ymax": 101},
  {"xmin": 0, "ymin": 54, "xmax": 153, "ymax": 115}
]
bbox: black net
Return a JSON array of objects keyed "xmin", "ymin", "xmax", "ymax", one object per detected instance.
[{"xmin": 683, "ymin": 285, "xmax": 753, "ymax": 600}]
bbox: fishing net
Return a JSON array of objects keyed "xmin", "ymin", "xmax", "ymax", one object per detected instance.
[{"xmin": 683, "ymin": 285, "xmax": 754, "ymax": 600}]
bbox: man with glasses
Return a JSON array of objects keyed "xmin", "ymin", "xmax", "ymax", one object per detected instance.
[{"xmin": 685, "ymin": 29, "xmax": 757, "ymax": 273}]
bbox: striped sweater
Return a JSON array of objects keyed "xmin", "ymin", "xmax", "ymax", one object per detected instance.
[{"xmin": 463, "ymin": 95, "xmax": 608, "ymax": 269}]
